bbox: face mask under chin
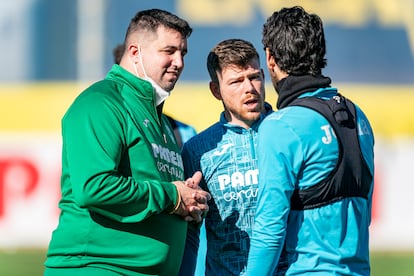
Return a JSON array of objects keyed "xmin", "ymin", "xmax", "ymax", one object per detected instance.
[{"xmin": 146, "ymin": 77, "xmax": 171, "ymax": 106}]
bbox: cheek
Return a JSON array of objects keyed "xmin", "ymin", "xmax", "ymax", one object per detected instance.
[
  {"xmin": 221, "ymin": 90, "xmax": 236, "ymax": 101},
  {"xmin": 222, "ymin": 95, "xmax": 242, "ymax": 110}
]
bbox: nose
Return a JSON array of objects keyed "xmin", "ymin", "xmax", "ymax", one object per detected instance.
[
  {"xmin": 172, "ymin": 52, "xmax": 184, "ymax": 69},
  {"xmin": 243, "ymin": 79, "xmax": 257, "ymax": 94}
]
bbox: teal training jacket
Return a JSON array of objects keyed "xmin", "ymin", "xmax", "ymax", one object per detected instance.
[
  {"xmin": 247, "ymin": 88, "xmax": 375, "ymax": 275},
  {"xmin": 181, "ymin": 105, "xmax": 273, "ymax": 275}
]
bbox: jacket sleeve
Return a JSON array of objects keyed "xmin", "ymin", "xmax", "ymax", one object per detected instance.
[
  {"xmin": 178, "ymin": 223, "xmax": 200, "ymax": 275},
  {"xmin": 246, "ymin": 118, "xmax": 300, "ymax": 275},
  {"xmin": 177, "ymin": 139, "xmax": 204, "ymax": 274},
  {"xmin": 62, "ymin": 92, "xmax": 177, "ymax": 223},
  {"xmin": 355, "ymin": 104, "xmax": 375, "ymax": 224}
]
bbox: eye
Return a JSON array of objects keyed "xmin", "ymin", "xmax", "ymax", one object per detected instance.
[
  {"xmin": 164, "ymin": 49, "xmax": 175, "ymax": 55},
  {"xmin": 250, "ymin": 73, "xmax": 262, "ymax": 81},
  {"xmin": 230, "ymin": 79, "xmax": 242, "ymax": 85}
]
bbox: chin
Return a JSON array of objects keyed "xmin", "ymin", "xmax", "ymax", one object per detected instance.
[
  {"xmin": 166, "ymin": 86, "xmax": 175, "ymax": 92},
  {"xmin": 167, "ymin": 80, "xmax": 178, "ymax": 90},
  {"xmin": 246, "ymin": 113, "xmax": 261, "ymax": 122}
]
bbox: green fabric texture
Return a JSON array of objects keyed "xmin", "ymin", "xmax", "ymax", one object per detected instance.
[{"xmin": 45, "ymin": 65, "xmax": 186, "ymax": 275}]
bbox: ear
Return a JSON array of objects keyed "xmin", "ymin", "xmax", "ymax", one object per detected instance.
[
  {"xmin": 265, "ymin": 48, "xmax": 276, "ymax": 73},
  {"xmin": 265, "ymin": 48, "xmax": 289, "ymax": 81},
  {"xmin": 127, "ymin": 44, "xmax": 139, "ymax": 62},
  {"xmin": 209, "ymin": 81, "xmax": 222, "ymax": 100}
]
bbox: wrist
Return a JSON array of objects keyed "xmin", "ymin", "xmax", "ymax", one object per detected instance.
[{"xmin": 169, "ymin": 186, "xmax": 182, "ymax": 214}]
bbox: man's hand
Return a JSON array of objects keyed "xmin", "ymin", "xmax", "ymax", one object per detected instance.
[{"xmin": 172, "ymin": 171, "xmax": 211, "ymax": 222}]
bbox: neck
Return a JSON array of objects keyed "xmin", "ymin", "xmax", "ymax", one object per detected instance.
[{"xmin": 276, "ymin": 75, "xmax": 332, "ymax": 109}]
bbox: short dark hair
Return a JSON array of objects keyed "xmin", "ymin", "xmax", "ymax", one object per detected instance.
[
  {"xmin": 124, "ymin": 9, "xmax": 192, "ymax": 44},
  {"xmin": 207, "ymin": 39, "xmax": 260, "ymax": 83},
  {"xmin": 262, "ymin": 6, "xmax": 327, "ymax": 76}
]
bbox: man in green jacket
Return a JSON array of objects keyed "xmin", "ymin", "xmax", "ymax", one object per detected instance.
[{"xmin": 44, "ymin": 9, "xmax": 210, "ymax": 276}]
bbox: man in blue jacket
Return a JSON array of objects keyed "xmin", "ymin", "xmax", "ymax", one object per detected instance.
[
  {"xmin": 179, "ymin": 38, "xmax": 279, "ymax": 275},
  {"xmin": 246, "ymin": 6, "xmax": 375, "ymax": 275}
]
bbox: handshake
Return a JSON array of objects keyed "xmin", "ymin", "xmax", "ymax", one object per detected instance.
[{"xmin": 172, "ymin": 171, "xmax": 211, "ymax": 223}]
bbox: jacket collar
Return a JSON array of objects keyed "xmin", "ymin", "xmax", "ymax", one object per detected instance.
[
  {"xmin": 106, "ymin": 64, "xmax": 155, "ymax": 101},
  {"xmin": 276, "ymin": 75, "xmax": 331, "ymax": 109}
]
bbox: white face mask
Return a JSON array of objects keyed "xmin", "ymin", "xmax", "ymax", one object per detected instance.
[{"xmin": 130, "ymin": 46, "xmax": 171, "ymax": 106}]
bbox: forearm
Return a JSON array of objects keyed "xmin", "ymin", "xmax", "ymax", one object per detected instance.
[{"xmin": 75, "ymin": 173, "xmax": 178, "ymax": 223}]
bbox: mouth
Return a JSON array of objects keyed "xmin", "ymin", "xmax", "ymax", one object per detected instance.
[
  {"xmin": 245, "ymin": 98, "xmax": 259, "ymax": 107},
  {"xmin": 166, "ymin": 71, "xmax": 180, "ymax": 81}
]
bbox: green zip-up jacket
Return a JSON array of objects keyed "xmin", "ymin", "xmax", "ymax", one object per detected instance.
[{"xmin": 45, "ymin": 65, "xmax": 186, "ymax": 275}]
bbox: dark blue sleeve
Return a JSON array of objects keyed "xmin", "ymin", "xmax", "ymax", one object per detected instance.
[{"xmin": 178, "ymin": 223, "xmax": 201, "ymax": 276}]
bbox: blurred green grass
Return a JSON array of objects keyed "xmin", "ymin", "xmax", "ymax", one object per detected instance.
[
  {"xmin": 0, "ymin": 249, "xmax": 46, "ymax": 275},
  {"xmin": 1, "ymin": 249, "xmax": 413, "ymax": 275}
]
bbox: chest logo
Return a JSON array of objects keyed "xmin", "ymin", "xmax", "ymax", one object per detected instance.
[
  {"xmin": 143, "ymin": 119, "xmax": 150, "ymax": 127},
  {"xmin": 212, "ymin": 143, "xmax": 233, "ymax": 156}
]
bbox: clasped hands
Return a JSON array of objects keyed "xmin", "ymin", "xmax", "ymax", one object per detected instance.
[{"xmin": 172, "ymin": 171, "xmax": 211, "ymax": 223}]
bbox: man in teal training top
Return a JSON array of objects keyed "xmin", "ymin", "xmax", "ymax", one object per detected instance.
[
  {"xmin": 246, "ymin": 6, "xmax": 375, "ymax": 275},
  {"xmin": 179, "ymin": 39, "xmax": 286, "ymax": 276}
]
